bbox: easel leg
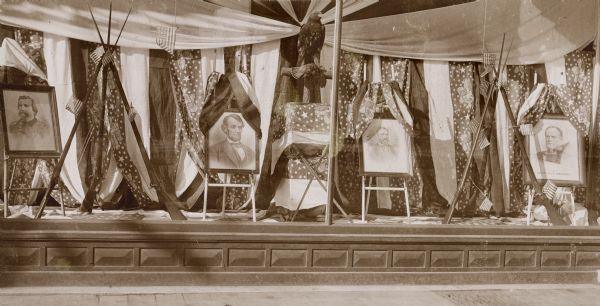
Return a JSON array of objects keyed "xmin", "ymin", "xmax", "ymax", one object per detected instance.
[
  {"xmin": 3, "ymin": 157, "xmax": 8, "ymax": 218},
  {"xmin": 403, "ymin": 178, "xmax": 411, "ymax": 224},
  {"xmin": 291, "ymin": 178, "xmax": 313, "ymax": 222},
  {"xmin": 250, "ymin": 174, "xmax": 256, "ymax": 222},
  {"xmin": 526, "ymin": 187, "xmax": 534, "ymax": 226},
  {"xmin": 366, "ymin": 176, "xmax": 373, "ymax": 216},
  {"xmin": 221, "ymin": 174, "xmax": 228, "ymax": 215},
  {"xmin": 202, "ymin": 178, "xmax": 208, "ymax": 221},
  {"xmin": 361, "ymin": 176, "xmax": 366, "ymax": 222},
  {"xmin": 58, "ymin": 180, "xmax": 66, "ymax": 217}
]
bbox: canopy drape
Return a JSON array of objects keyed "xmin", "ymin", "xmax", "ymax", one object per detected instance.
[
  {"xmin": 324, "ymin": 0, "xmax": 597, "ymax": 65},
  {"xmin": 0, "ymin": 0, "xmax": 298, "ymax": 50}
]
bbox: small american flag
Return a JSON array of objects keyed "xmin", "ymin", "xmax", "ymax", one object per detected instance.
[
  {"xmin": 542, "ymin": 180, "xmax": 558, "ymax": 200},
  {"xmin": 479, "ymin": 195, "xmax": 493, "ymax": 211},
  {"xmin": 65, "ymin": 97, "xmax": 83, "ymax": 115},
  {"xmin": 469, "ymin": 118, "xmax": 481, "ymax": 135},
  {"xmin": 156, "ymin": 26, "xmax": 177, "ymax": 55},
  {"xmin": 519, "ymin": 123, "xmax": 534, "ymax": 135},
  {"xmin": 478, "ymin": 136, "xmax": 490, "ymax": 149},
  {"xmin": 101, "ymin": 50, "xmax": 114, "ymax": 66},
  {"xmin": 90, "ymin": 46, "xmax": 104, "ymax": 65}
]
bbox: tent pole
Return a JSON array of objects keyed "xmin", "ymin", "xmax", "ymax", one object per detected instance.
[{"xmin": 326, "ymin": 0, "xmax": 343, "ymax": 225}]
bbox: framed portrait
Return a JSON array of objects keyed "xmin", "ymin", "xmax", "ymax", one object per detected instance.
[
  {"xmin": 359, "ymin": 118, "xmax": 413, "ymax": 176},
  {"xmin": 205, "ymin": 110, "xmax": 259, "ymax": 174},
  {"xmin": 0, "ymin": 85, "xmax": 62, "ymax": 157},
  {"xmin": 524, "ymin": 115, "xmax": 585, "ymax": 186}
]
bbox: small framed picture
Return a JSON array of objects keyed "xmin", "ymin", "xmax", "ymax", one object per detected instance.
[
  {"xmin": 0, "ymin": 84, "xmax": 62, "ymax": 157},
  {"xmin": 206, "ymin": 110, "xmax": 259, "ymax": 174},
  {"xmin": 525, "ymin": 115, "xmax": 585, "ymax": 185},
  {"xmin": 359, "ymin": 118, "xmax": 413, "ymax": 176}
]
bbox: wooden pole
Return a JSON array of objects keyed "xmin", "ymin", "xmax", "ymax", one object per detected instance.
[
  {"xmin": 585, "ymin": 0, "xmax": 600, "ymax": 225},
  {"xmin": 325, "ymin": 0, "xmax": 343, "ymax": 225}
]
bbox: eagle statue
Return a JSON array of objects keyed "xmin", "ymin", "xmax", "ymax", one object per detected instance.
[{"xmin": 297, "ymin": 13, "xmax": 325, "ymax": 67}]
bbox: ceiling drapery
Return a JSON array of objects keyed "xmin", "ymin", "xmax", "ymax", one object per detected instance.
[
  {"xmin": 0, "ymin": 0, "xmax": 597, "ymax": 64},
  {"xmin": 323, "ymin": 0, "xmax": 597, "ymax": 65},
  {"xmin": 0, "ymin": 0, "xmax": 298, "ymax": 49}
]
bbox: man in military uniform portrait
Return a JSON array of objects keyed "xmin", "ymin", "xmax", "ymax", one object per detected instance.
[
  {"xmin": 7, "ymin": 95, "xmax": 54, "ymax": 151},
  {"xmin": 537, "ymin": 126, "xmax": 567, "ymax": 165}
]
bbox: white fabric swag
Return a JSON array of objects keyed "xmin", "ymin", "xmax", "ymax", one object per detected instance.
[
  {"xmin": 0, "ymin": 0, "xmax": 297, "ymax": 50},
  {"xmin": 324, "ymin": 0, "xmax": 597, "ymax": 65},
  {"xmin": 0, "ymin": 38, "xmax": 47, "ymax": 81}
]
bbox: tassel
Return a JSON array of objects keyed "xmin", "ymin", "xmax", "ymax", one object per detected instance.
[{"xmin": 156, "ymin": 26, "xmax": 177, "ymax": 55}]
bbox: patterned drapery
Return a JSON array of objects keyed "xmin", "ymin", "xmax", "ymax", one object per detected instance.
[
  {"xmin": 449, "ymin": 62, "xmax": 477, "ymax": 212},
  {"xmin": 505, "ymin": 65, "xmax": 531, "ymax": 212}
]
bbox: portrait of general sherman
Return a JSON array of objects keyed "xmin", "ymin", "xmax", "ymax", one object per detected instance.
[
  {"xmin": 361, "ymin": 119, "xmax": 412, "ymax": 175},
  {"xmin": 1, "ymin": 87, "xmax": 60, "ymax": 154},
  {"xmin": 207, "ymin": 112, "xmax": 257, "ymax": 171},
  {"xmin": 527, "ymin": 117, "xmax": 585, "ymax": 185}
]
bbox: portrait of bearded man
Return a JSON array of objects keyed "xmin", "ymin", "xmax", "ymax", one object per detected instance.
[{"xmin": 7, "ymin": 95, "xmax": 54, "ymax": 151}]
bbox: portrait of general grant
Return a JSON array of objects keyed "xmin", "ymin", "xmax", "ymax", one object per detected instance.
[
  {"xmin": 0, "ymin": 85, "xmax": 61, "ymax": 156},
  {"xmin": 207, "ymin": 111, "xmax": 258, "ymax": 173},
  {"xmin": 526, "ymin": 116, "xmax": 585, "ymax": 185},
  {"xmin": 360, "ymin": 119, "xmax": 413, "ymax": 176}
]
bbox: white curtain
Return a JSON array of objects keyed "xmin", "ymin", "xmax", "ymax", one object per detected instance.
[
  {"xmin": 324, "ymin": 0, "xmax": 596, "ymax": 65},
  {"xmin": 423, "ymin": 60, "xmax": 456, "ymax": 202},
  {"xmin": 0, "ymin": 38, "xmax": 47, "ymax": 80},
  {"xmin": 495, "ymin": 87, "xmax": 512, "ymax": 211},
  {"xmin": 0, "ymin": 0, "xmax": 298, "ymax": 50},
  {"xmin": 251, "ymin": 40, "xmax": 281, "ymax": 172},
  {"xmin": 42, "ymin": 33, "xmax": 85, "ymax": 202}
]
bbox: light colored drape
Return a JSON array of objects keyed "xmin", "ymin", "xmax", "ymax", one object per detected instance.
[
  {"xmin": 251, "ymin": 40, "xmax": 280, "ymax": 172},
  {"xmin": 0, "ymin": 38, "xmax": 47, "ymax": 80},
  {"xmin": 423, "ymin": 60, "xmax": 456, "ymax": 202},
  {"xmin": 42, "ymin": 33, "xmax": 85, "ymax": 202},
  {"xmin": 324, "ymin": 0, "xmax": 596, "ymax": 65},
  {"xmin": 495, "ymin": 88, "xmax": 512, "ymax": 211},
  {"xmin": 0, "ymin": 0, "xmax": 298, "ymax": 50}
]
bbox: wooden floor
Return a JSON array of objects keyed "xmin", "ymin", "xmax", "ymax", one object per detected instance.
[{"xmin": 1, "ymin": 285, "xmax": 600, "ymax": 305}]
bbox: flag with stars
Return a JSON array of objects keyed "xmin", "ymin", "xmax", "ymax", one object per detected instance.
[
  {"xmin": 542, "ymin": 180, "xmax": 558, "ymax": 200},
  {"xmin": 478, "ymin": 195, "xmax": 493, "ymax": 212},
  {"xmin": 169, "ymin": 50, "xmax": 206, "ymax": 175}
]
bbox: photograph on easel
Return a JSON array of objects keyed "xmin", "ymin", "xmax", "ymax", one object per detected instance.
[
  {"xmin": 359, "ymin": 118, "xmax": 413, "ymax": 176},
  {"xmin": 0, "ymin": 85, "xmax": 61, "ymax": 156},
  {"xmin": 206, "ymin": 111, "xmax": 259, "ymax": 173},
  {"xmin": 525, "ymin": 115, "xmax": 585, "ymax": 185}
]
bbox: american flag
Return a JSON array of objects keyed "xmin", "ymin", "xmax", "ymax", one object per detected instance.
[
  {"xmin": 90, "ymin": 46, "xmax": 104, "ymax": 65},
  {"xmin": 66, "ymin": 97, "xmax": 83, "ymax": 115},
  {"xmin": 156, "ymin": 26, "xmax": 177, "ymax": 55},
  {"xmin": 469, "ymin": 118, "xmax": 481, "ymax": 135},
  {"xmin": 542, "ymin": 180, "xmax": 558, "ymax": 200},
  {"xmin": 479, "ymin": 195, "xmax": 493, "ymax": 211},
  {"xmin": 519, "ymin": 123, "xmax": 534, "ymax": 135},
  {"xmin": 478, "ymin": 136, "xmax": 490, "ymax": 149}
]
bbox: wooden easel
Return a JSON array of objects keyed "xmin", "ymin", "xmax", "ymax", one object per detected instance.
[
  {"xmin": 3, "ymin": 156, "xmax": 65, "ymax": 218},
  {"xmin": 202, "ymin": 172, "xmax": 257, "ymax": 222},
  {"xmin": 360, "ymin": 175, "xmax": 410, "ymax": 223}
]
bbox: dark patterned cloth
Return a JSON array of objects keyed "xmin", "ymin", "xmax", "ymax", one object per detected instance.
[
  {"xmin": 449, "ymin": 62, "xmax": 477, "ymax": 212},
  {"xmin": 283, "ymin": 103, "xmax": 330, "ymax": 133},
  {"xmin": 170, "ymin": 50, "xmax": 206, "ymax": 177},
  {"xmin": 505, "ymin": 66, "xmax": 531, "ymax": 212}
]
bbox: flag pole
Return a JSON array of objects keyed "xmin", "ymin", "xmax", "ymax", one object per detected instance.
[{"xmin": 326, "ymin": 0, "xmax": 343, "ymax": 225}]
